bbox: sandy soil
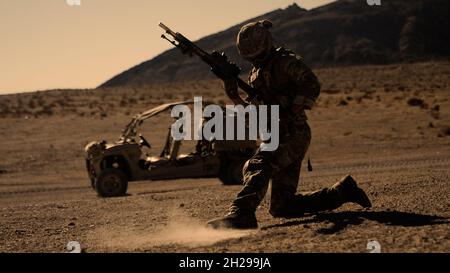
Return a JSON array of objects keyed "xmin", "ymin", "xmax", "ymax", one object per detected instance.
[{"xmin": 0, "ymin": 62, "xmax": 449, "ymax": 253}]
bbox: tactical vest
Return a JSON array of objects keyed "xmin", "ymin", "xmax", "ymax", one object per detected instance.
[{"xmin": 248, "ymin": 47, "xmax": 320, "ymax": 112}]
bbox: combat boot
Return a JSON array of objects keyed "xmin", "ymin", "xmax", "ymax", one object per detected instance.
[
  {"xmin": 207, "ymin": 211, "xmax": 258, "ymax": 230},
  {"xmin": 332, "ymin": 175, "xmax": 372, "ymax": 208}
]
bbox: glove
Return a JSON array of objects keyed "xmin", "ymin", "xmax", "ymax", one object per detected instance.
[
  {"xmin": 223, "ymin": 78, "xmax": 238, "ymax": 97},
  {"xmin": 245, "ymin": 95, "xmax": 261, "ymax": 106},
  {"xmin": 223, "ymin": 78, "xmax": 248, "ymax": 105}
]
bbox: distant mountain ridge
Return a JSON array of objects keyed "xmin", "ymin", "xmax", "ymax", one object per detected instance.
[{"xmin": 101, "ymin": 0, "xmax": 450, "ymax": 88}]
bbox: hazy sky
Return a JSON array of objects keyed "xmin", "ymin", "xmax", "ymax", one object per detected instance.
[{"xmin": 0, "ymin": 0, "xmax": 335, "ymax": 94}]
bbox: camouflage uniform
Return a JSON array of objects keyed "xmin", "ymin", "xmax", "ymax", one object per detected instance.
[
  {"xmin": 229, "ymin": 47, "xmax": 349, "ymax": 217},
  {"xmin": 208, "ymin": 20, "xmax": 371, "ymax": 229}
]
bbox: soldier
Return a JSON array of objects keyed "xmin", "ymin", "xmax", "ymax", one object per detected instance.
[{"xmin": 207, "ymin": 20, "xmax": 372, "ymax": 229}]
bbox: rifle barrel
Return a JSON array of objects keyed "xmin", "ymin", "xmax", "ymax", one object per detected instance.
[
  {"xmin": 158, "ymin": 22, "xmax": 258, "ymax": 101},
  {"xmin": 158, "ymin": 22, "xmax": 176, "ymax": 37}
]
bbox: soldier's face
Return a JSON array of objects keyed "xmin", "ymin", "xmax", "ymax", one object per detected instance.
[{"xmin": 245, "ymin": 48, "xmax": 272, "ymax": 67}]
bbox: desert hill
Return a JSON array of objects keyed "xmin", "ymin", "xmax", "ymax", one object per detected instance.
[{"xmin": 101, "ymin": 0, "xmax": 450, "ymax": 88}]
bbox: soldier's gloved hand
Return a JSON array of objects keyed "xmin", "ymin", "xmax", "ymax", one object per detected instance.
[
  {"xmin": 223, "ymin": 78, "xmax": 238, "ymax": 96},
  {"xmin": 245, "ymin": 95, "xmax": 261, "ymax": 106},
  {"xmin": 223, "ymin": 78, "xmax": 248, "ymax": 105}
]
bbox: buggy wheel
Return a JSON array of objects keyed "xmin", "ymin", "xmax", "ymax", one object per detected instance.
[
  {"xmin": 86, "ymin": 160, "xmax": 96, "ymax": 190},
  {"xmin": 95, "ymin": 168, "xmax": 128, "ymax": 197}
]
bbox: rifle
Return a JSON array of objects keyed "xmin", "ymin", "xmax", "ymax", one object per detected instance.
[{"xmin": 158, "ymin": 22, "xmax": 257, "ymax": 105}]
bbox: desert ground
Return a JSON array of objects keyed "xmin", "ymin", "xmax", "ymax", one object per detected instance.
[{"xmin": 0, "ymin": 61, "xmax": 449, "ymax": 253}]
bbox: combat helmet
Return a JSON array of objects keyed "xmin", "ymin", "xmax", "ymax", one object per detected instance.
[{"xmin": 237, "ymin": 20, "xmax": 273, "ymax": 60}]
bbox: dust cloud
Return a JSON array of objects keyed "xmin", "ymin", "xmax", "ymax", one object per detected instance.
[{"xmin": 91, "ymin": 208, "xmax": 254, "ymax": 251}]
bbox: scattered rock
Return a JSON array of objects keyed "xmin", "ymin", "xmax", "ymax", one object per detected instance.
[
  {"xmin": 15, "ymin": 229, "xmax": 26, "ymax": 235},
  {"xmin": 407, "ymin": 98, "xmax": 424, "ymax": 107},
  {"xmin": 428, "ymin": 122, "xmax": 434, "ymax": 128},
  {"xmin": 68, "ymin": 222, "xmax": 76, "ymax": 227},
  {"xmin": 430, "ymin": 105, "xmax": 440, "ymax": 119},
  {"xmin": 338, "ymin": 99, "xmax": 348, "ymax": 106},
  {"xmin": 439, "ymin": 126, "xmax": 450, "ymax": 137},
  {"xmin": 362, "ymin": 93, "xmax": 373, "ymax": 100}
]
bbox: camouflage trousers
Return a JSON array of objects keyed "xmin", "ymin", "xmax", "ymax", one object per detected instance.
[{"xmin": 230, "ymin": 120, "xmax": 346, "ymax": 217}]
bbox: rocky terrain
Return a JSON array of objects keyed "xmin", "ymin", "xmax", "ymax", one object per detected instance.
[
  {"xmin": 101, "ymin": 0, "xmax": 450, "ymax": 87},
  {"xmin": 0, "ymin": 61, "xmax": 449, "ymax": 252}
]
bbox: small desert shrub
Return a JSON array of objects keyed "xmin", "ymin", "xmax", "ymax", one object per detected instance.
[
  {"xmin": 28, "ymin": 99, "xmax": 36, "ymax": 109},
  {"xmin": 338, "ymin": 99, "xmax": 348, "ymax": 106},
  {"xmin": 164, "ymin": 93, "xmax": 174, "ymax": 99},
  {"xmin": 40, "ymin": 105, "xmax": 54, "ymax": 116}
]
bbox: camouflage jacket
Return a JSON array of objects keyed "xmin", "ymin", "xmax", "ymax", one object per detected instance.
[{"xmin": 248, "ymin": 47, "xmax": 321, "ymax": 120}]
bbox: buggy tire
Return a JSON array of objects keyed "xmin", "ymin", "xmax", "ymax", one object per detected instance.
[{"xmin": 95, "ymin": 168, "xmax": 128, "ymax": 198}]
